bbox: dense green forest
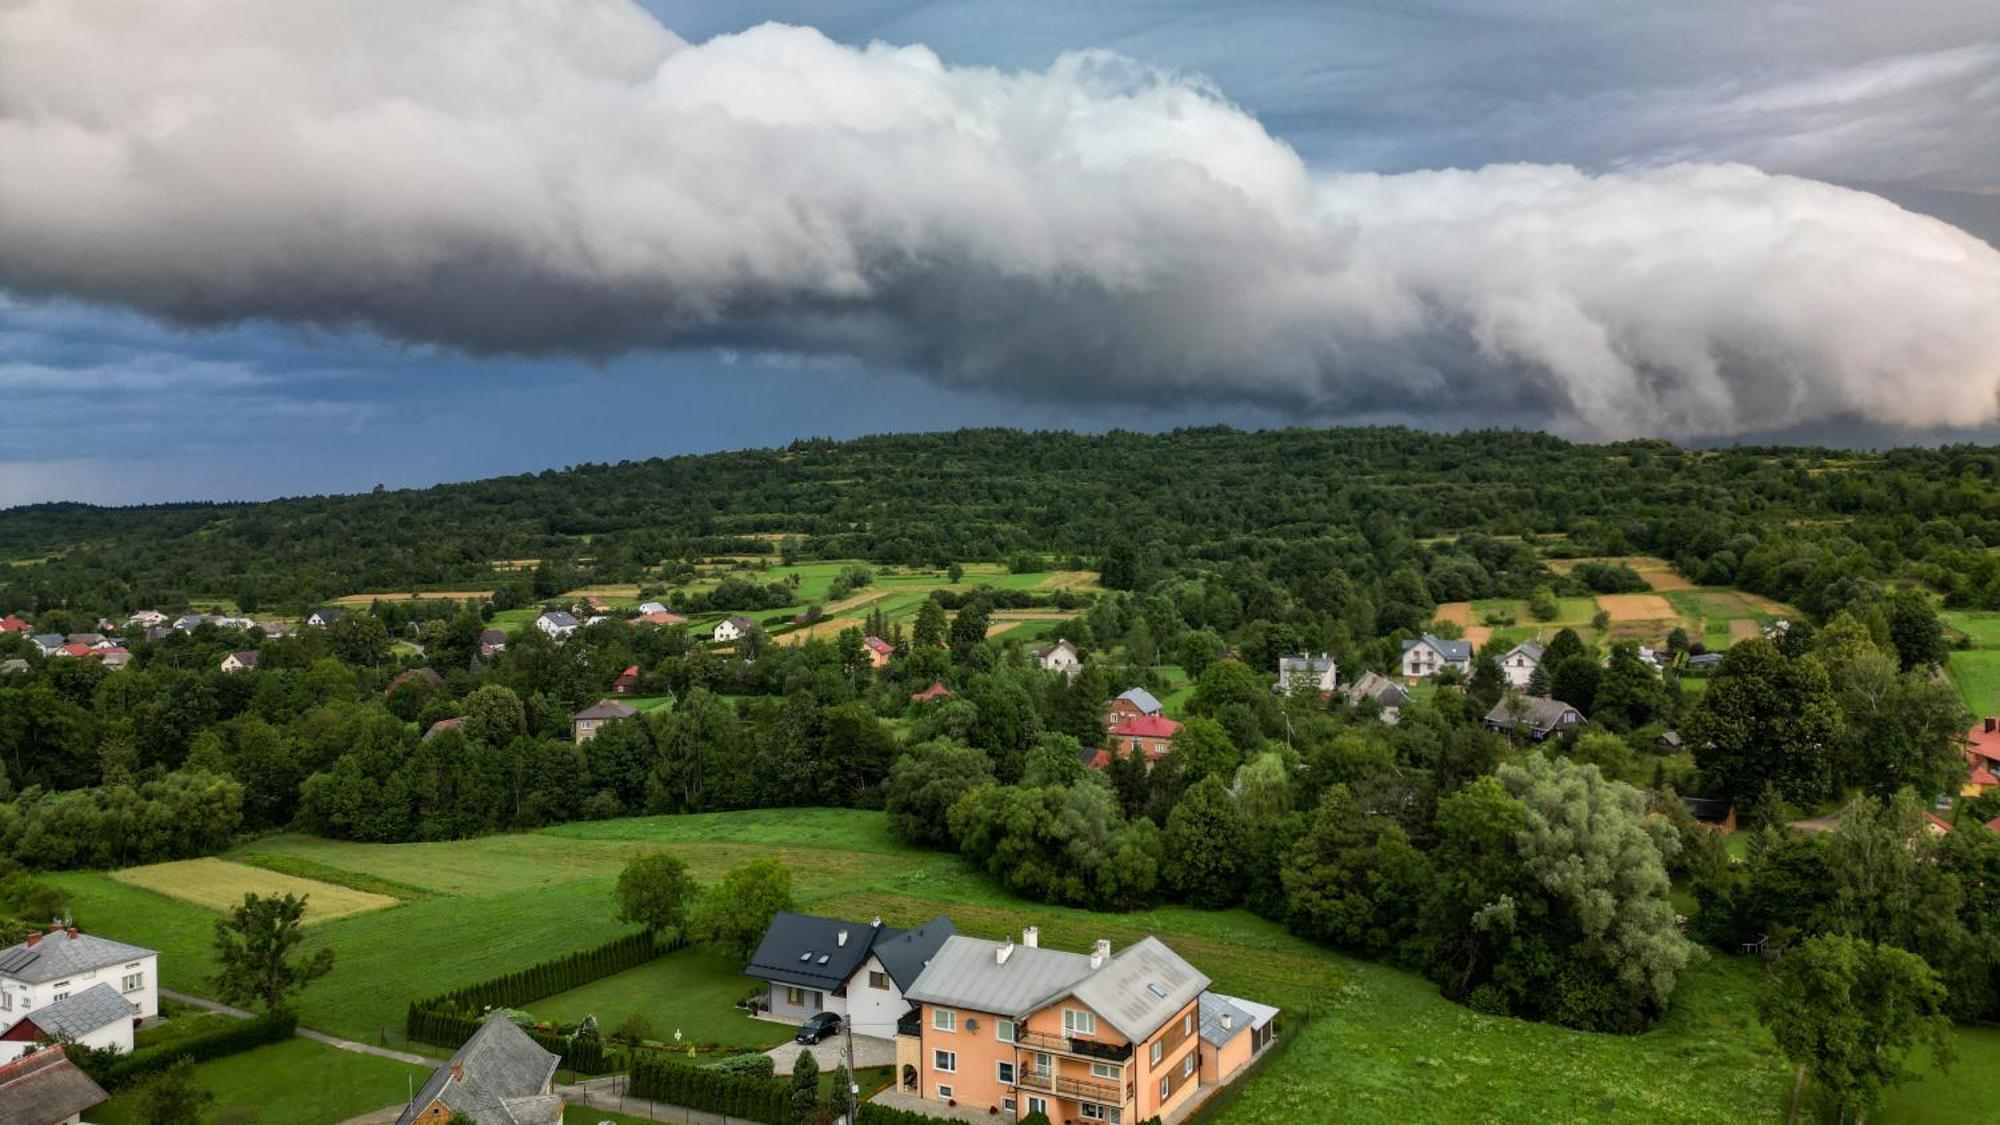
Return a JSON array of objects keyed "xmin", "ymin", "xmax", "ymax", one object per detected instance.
[
  {"xmin": 5, "ymin": 427, "xmax": 2000, "ymax": 615},
  {"xmin": 0, "ymin": 425, "xmax": 1992, "ymax": 1117}
]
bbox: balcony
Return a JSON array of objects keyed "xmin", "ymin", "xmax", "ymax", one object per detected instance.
[
  {"xmin": 1012, "ymin": 1070, "xmax": 1125, "ymax": 1104},
  {"xmin": 1014, "ymin": 1029, "xmax": 1134, "ymax": 1062},
  {"xmin": 896, "ymin": 1010, "xmax": 922, "ymax": 1037}
]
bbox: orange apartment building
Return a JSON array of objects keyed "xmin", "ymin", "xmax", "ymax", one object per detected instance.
[{"xmin": 896, "ymin": 928, "xmax": 1275, "ymax": 1123}]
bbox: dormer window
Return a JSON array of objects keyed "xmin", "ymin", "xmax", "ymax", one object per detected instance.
[{"xmin": 1146, "ymin": 983, "xmax": 1167, "ymax": 999}]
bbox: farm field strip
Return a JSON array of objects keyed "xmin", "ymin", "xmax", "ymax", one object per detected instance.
[{"xmin": 109, "ymin": 858, "xmax": 399, "ymax": 923}]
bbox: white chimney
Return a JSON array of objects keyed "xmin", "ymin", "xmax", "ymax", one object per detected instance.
[
  {"xmin": 1022, "ymin": 926, "xmax": 1039, "ymax": 949},
  {"xmin": 837, "ymin": 929, "xmax": 849, "ymax": 947},
  {"xmin": 871, "ymin": 916, "xmax": 883, "ymax": 928},
  {"xmin": 996, "ymin": 940, "xmax": 1015, "ymax": 965},
  {"xmin": 1090, "ymin": 939, "xmax": 1111, "ymax": 969},
  {"xmin": 1221, "ymin": 1012, "xmax": 1233, "ymax": 1030}
]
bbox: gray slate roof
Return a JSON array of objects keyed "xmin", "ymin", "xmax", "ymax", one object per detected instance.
[
  {"xmin": 722, "ymin": 615, "xmax": 757, "ymax": 630},
  {"xmin": 396, "ymin": 1013, "xmax": 559, "ymax": 1125},
  {"xmin": 1069, "ymin": 936, "xmax": 1210, "ymax": 1042},
  {"xmin": 1197, "ymin": 991, "xmax": 1251, "ymax": 1046},
  {"xmin": 1346, "ymin": 670, "xmax": 1409, "ymax": 707},
  {"xmin": 22, "ymin": 982, "xmax": 137, "ymax": 1039},
  {"xmin": 1115, "ymin": 687, "xmax": 1163, "ymax": 714},
  {"xmin": 1507, "ymin": 640, "xmax": 1545, "ymax": 661},
  {"xmin": 870, "ymin": 915, "xmax": 957, "ymax": 991},
  {"xmin": 538, "ymin": 611, "xmax": 579, "ymax": 628},
  {"xmin": 0, "ymin": 930, "xmax": 155, "ymax": 985},
  {"xmin": 1402, "ymin": 633, "xmax": 1473, "ymax": 661},
  {"xmin": 0, "ymin": 1045, "xmax": 109, "ymax": 1124}
]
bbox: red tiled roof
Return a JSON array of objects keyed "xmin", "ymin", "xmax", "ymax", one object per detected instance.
[
  {"xmin": 1966, "ymin": 722, "xmax": 2000, "ymax": 765},
  {"xmin": 911, "ymin": 681, "xmax": 953, "ymax": 703},
  {"xmin": 57, "ymin": 643, "xmax": 92, "ymax": 658},
  {"xmin": 1085, "ymin": 749, "xmax": 1111, "ymax": 769},
  {"xmin": 1987, "ymin": 816, "xmax": 2000, "ymax": 836},
  {"xmin": 0, "ymin": 616, "xmax": 30, "ymax": 633},
  {"xmin": 1107, "ymin": 715, "xmax": 1182, "ymax": 740},
  {"xmin": 423, "ymin": 717, "xmax": 463, "ymax": 741},
  {"xmin": 614, "ymin": 665, "xmax": 640, "ymax": 681},
  {"xmin": 1924, "ymin": 811, "xmax": 1954, "ymax": 835},
  {"xmin": 864, "ymin": 635, "xmax": 895, "ymax": 655}
]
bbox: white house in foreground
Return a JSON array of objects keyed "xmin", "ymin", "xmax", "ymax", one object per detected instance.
[
  {"xmin": 0, "ymin": 928, "xmax": 155, "ymax": 1054},
  {"xmin": 1499, "ymin": 640, "xmax": 1543, "ymax": 689},
  {"xmin": 744, "ymin": 912, "xmax": 957, "ymax": 1039},
  {"xmin": 1401, "ymin": 634, "xmax": 1472, "ymax": 679}
]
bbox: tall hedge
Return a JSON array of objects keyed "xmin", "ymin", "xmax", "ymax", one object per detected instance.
[
  {"xmin": 630, "ymin": 1053, "xmax": 789, "ymax": 1122},
  {"xmin": 93, "ymin": 1010, "xmax": 296, "ymax": 1088}
]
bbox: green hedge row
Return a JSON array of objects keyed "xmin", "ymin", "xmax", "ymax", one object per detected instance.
[
  {"xmin": 409, "ymin": 930, "xmax": 668, "ymax": 1018},
  {"xmin": 95, "ymin": 1010, "xmax": 296, "ymax": 1088},
  {"xmin": 630, "ymin": 1053, "xmax": 789, "ymax": 1121}
]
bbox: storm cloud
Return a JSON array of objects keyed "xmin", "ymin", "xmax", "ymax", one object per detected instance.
[{"xmin": 3, "ymin": 0, "xmax": 1999, "ymax": 438}]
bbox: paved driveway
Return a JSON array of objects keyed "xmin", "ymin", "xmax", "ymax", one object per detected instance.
[{"xmin": 767, "ymin": 1031, "xmax": 896, "ymax": 1075}]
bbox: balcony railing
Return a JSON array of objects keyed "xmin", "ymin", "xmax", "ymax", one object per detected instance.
[
  {"xmin": 1012, "ymin": 1070, "xmax": 1124, "ymax": 1104},
  {"xmin": 1014, "ymin": 1029, "xmax": 1134, "ymax": 1062},
  {"xmin": 895, "ymin": 1010, "xmax": 922, "ymax": 1037}
]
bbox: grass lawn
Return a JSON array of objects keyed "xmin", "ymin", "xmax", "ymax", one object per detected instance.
[
  {"xmin": 1946, "ymin": 649, "xmax": 2000, "ymax": 716},
  {"xmin": 110, "ymin": 857, "xmax": 399, "ymax": 923},
  {"xmin": 1941, "ymin": 610, "xmax": 2000, "ymax": 648},
  {"xmin": 1880, "ymin": 1023, "xmax": 2000, "ymax": 1124},
  {"xmin": 487, "ymin": 607, "xmax": 538, "ymax": 633},
  {"xmin": 534, "ymin": 946, "xmax": 784, "ymax": 1049},
  {"xmin": 91, "ymin": 1037, "xmax": 427, "ymax": 1125}
]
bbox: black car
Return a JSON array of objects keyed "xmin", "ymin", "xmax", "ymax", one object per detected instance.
[{"xmin": 795, "ymin": 1012, "xmax": 842, "ymax": 1044}]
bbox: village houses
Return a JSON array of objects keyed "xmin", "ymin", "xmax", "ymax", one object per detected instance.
[
  {"xmin": 0, "ymin": 926, "xmax": 156, "ymax": 1062},
  {"xmin": 1102, "ymin": 687, "xmax": 1163, "ymax": 731},
  {"xmin": 1035, "ymin": 639, "xmax": 1082, "ymax": 679},
  {"xmin": 534, "ymin": 611, "xmax": 580, "ymax": 640},
  {"xmin": 1400, "ymin": 633, "xmax": 1472, "ymax": 679},
  {"xmin": 1498, "ymin": 640, "xmax": 1543, "ymax": 689},
  {"xmin": 744, "ymin": 912, "xmax": 957, "ymax": 1037},
  {"xmin": 571, "ymin": 699, "xmax": 636, "ymax": 743},
  {"xmin": 1275, "ymin": 652, "xmax": 1338, "ymax": 696},
  {"xmin": 713, "ymin": 615, "xmax": 757, "ymax": 643},
  {"xmin": 395, "ymin": 1012, "xmax": 562, "ymax": 1125}
]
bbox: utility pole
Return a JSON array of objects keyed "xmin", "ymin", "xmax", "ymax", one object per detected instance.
[{"xmin": 843, "ymin": 1015, "xmax": 859, "ymax": 1125}]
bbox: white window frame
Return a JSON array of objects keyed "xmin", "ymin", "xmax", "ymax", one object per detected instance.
[
  {"xmin": 1003, "ymin": 1098, "xmax": 1017, "ymax": 1113},
  {"xmin": 1063, "ymin": 1008, "xmax": 1096, "ymax": 1036},
  {"xmin": 932, "ymin": 1007, "xmax": 956, "ymax": 1032},
  {"xmin": 937, "ymin": 1084, "xmax": 954, "ymax": 1100},
  {"xmin": 995, "ymin": 1018, "xmax": 1015, "ymax": 1043},
  {"xmin": 785, "ymin": 986, "xmax": 806, "ymax": 1008},
  {"xmin": 1159, "ymin": 1076, "xmax": 1170, "ymax": 1101},
  {"xmin": 1183, "ymin": 1053, "xmax": 1195, "ymax": 1077},
  {"xmin": 933, "ymin": 1049, "xmax": 957, "ymax": 1074},
  {"xmin": 0, "ymin": 992, "xmax": 9, "ymax": 1011},
  {"xmin": 868, "ymin": 970, "xmax": 889, "ymax": 990},
  {"xmin": 1090, "ymin": 1061, "xmax": 1119, "ymax": 1079},
  {"xmin": 1150, "ymin": 1040, "xmax": 1163, "ymax": 1066},
  {"xmin": 1027, "ymin": 1096, "xmax": 1048, "ymax": 1116},
  {"xmin": 996, "ymin": 1059, "xmax": 1015, "ymax": 1085},
  {"xmin": 1184, "ymin": 1012, "xmax": 1194, "ymax": 1036},
  {"xmin": 122, "ymin": 972, "xmax": 144, "ymax": 993}
]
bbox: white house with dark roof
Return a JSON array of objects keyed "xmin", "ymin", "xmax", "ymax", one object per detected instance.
[
  {"xmin": 534, "ymin": 611, "xmax": 579, "ymax": 640},
  {"xmin": 1345, "ymin": 671, "xmax": 1410, "ymax": 723},
  {"xmin": 745, "ymin": 911, "xmax": 957, "ymax": 1038},
  {"xmin": 0, "ymin": 927, "xmax": 156, "ymax": 1040},
  {"xmin": 1034, "ymin": 638, "xmax": 1082, "ymax": 679},
  {"xmin": 304, "ymin": 607, "xmax": 345, "ymax": 629},
  {"xmin": 1276, "ymin": 652, "xmax": 1339, "ymax": 695},
  {"xmin": 712, "ymin": 615, "xmax": 757, "ymax": 643},
  {"xmin": 1499, "ymin": 640, "xmax": 1544, "ymax": 689},
  {"xmin": 570, "ymin": 699, "xmax": 636, "ymax": 743},
  {"xmin": 1400, "ymin": 634, "xmax": 1472, "ymax": 679},
  {"xmin": 220, "ymin": 649, "xmax": 260, "ymax": 673}
]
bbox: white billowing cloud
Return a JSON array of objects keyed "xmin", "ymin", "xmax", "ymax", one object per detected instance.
[{"xmin": 2, "ymin": 0, "xmax": 1998, "ymax": 438}]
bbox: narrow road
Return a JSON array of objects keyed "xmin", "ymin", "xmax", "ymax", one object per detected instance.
[{"xmin": 160, "ymin": 987, "xmax": 434, "ymax": 1067}]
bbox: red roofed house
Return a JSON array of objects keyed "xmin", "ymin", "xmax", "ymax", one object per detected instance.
[
  {"xmin": 863, "ymin": 635, "xmax": 895, "ymax": 668},
  {"xmin": 910, "ymin": 681, "xmax": 953, "ymax": 704},
  {"xmin": 1987, "ymin": 816, "xmax": 2000, "ymax": 837},
  {"xmin": 1964, "ymin": 718, "xmax": 2000, "ymax": 798},
  {"xmin": 1091, "ymin": 714, "xmax": 1183, "ymax": 769},
  {"xmin": 0, "ymin": 616, "xmax": 30, "ymax": 635},
  {"xmin": 54, "ymin": 643, "xmax": 93, "ymax": 659},
  {"xmin": 611, "ymin": 665, "xmax": 641, "ymax": 695}
]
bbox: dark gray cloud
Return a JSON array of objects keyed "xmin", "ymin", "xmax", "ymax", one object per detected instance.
[{"xmin": 2, "ymin": 1, "xmax": 1999, "ymax": 442}]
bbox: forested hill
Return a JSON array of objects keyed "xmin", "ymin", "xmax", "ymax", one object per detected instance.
[{"xmin": 4, "ymin": 426, "xmax": 2000, "ymax": 614}]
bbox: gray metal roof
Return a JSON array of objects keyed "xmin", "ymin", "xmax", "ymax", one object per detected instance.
[
  {"xmin": 538, "ymin": 611, "xmax": 579, "ymax": 628},
  {"xmin": 22, "ymin": 983, "xmax": 137, "ymax": 1040},
  {"xmin": 906, "ymin": 936, "xmax": 1096, "ymax": 1018},
  {"xmin": 0, "ymin": 930, "xmax": 154, "ymax": 985},
  {"xmin": 1068, "ymin": 936, "xmax": 1210, "ymax": 1042},
  {"xmin": 1197, "ymin": 991, "xmax": 1250, "ymax": 1046},
  {"xmin": 1507, "ymin": 640, "xmax": 1545, "ymax": 661},
  {"xmin": 1347, "ymin": 671, "xmax": 1408, "ymax": 706},
  {"xmin": 1402, "ymin": 633, "xmax": 1473, "ymax": 661},
  {"xmin": 1114, "ymin": 688, "xmax": 1163, "ymax": 714},
  {"xmin": 573, "ymin": 699, "xmax": 637, "ymax": 721},
  {"xmin": 870, "ymin": 915, "xmax": 956, "ymax": 991},
  {"xmin": 1484, "ymin": 696, "xmax": 1584, "ymax": 732},
  {"xmin": 396, "ymin": 1013, "xmax": 559, "ymax": 1125}
]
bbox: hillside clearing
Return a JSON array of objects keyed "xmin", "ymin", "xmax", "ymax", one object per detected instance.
[{"xmin": 109, "ymin": 858, "xmax": 399, "ymax": 923}]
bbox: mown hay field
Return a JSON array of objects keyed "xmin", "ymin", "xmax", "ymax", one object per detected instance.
[{"xmin": 108, "ymin": 858, "xmax": 399, "ymax": 923}]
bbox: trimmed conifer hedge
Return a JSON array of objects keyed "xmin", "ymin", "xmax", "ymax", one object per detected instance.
[
  {"xmin": 95, "ymin": 1009, "xmax": 297, "ymax": 1087},
  {"xmin": 629, "ymin": 1052, "xmax": 789, "ymax": 1121},
  {"xmin": 404, "ymin": 929, "xmax": 672, "ymax": 1072}
]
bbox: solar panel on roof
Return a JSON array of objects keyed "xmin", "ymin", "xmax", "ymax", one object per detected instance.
[{"xmin": 0, "ymin": 948, "xmax": 39, "ymax": 973}]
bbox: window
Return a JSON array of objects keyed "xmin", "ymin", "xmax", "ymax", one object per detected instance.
[
  {"xmin": 995, "ymin": 1019, "xmax": 1015, "ymax": 1043},
  {"xmin": 0, "ymin": 992, "xmax": 9, "ymax": 1012},
  {"xmin": 1081, "ymin": 1106, "xmax": 1122, "ymax": 1124},
  {"xmin": 1027, "ymin": 1096, "xmax": 1048, "ymax": 1116},
  {"xmin": 932, "ymin": 1008, "xmax": 956, "ymax": 1032},
  {"xmin": 1090, "ymin": 1061, "xmax": 1119, "ymax": 1079},
  {"xmin": 933, "ymin": 1050, "xmax": 956, "ymax": 1073},
  {"xmin": 996, "ymin": 1060, "xmax": 1015, "ymax": 1084},
  {"xmin": 1159, "ymin": 1076, "xmax": 1170, "ymax": 1101},
  {"xmin": 1003, "ymin": 1098, "xmax": 1017, "ymax": 1113},
  {"xmin": 868, "ymin": 971, "xmax": 889, "ymax": 990},
  {"xmin": 937, "ymin": 1085, "xmax": 953, "ymax": 1100},
  {"xmin": 1149, "ymin": 1041, "xmax": 1163, "ymax": 1066},
  {"xmin": 1063, "ymin": 1008, "xmax": 1096, "ymax": 1036},
  {"xmin": 51, "ymin": 991, "xmax": 68, "ymax": 1002},
  {"xmin": 1183, "ymin": 1053, "xmax": 1195, "ymax": 1077},
  {"xmin": 122, "ymin": 972, "xmax": 144, "ymax": 993},
  {"xmin": 1184, "ymin": 1012, "xmax": 1194, "ymax": 1036},
  {"xmin": 785, "ymin": 986, "xmax": 806, "ymax": 1007}
]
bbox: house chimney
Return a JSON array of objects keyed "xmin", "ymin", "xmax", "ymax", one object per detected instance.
[
  {"xmin": 64, "ymin": 927, "xmax": 76, "ymax": 939},
  {"xmin": 1987, "ymin": 716, "xmax": 1997, "ymax": 734},
  {"xmin": 1221, "ymin": 1012, "xmax": 1232, "ymax": 1030},
  {"xmin": 837, "ymin": 929, "xmax": 849, "ymax": 947},
  {"xmin": 870, "ymin": 916, "xmax": 883, "ymax": 928},
  {"xmin": 1090, "ymin": 939, "xmax": 1111, "ymax": 969},
  {"xmin": 1022, "ymin": 926, "xmax": 1039, "ymax": 949},
  {"xmin": 24, "ymin": 933, "xmax": 39, "ymax": 948},
  {"xmin": 450, "ymin": 1061, "xmax": 464, "ymax": 1083},
  {"xmin": 996, "ymin": 940, "xmax": 1015, "ymax": 966}
]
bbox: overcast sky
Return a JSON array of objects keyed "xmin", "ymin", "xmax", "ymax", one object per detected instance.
[{"xmin": 2, "ymin": 0, "xmax": 1997, "ymax": 506}]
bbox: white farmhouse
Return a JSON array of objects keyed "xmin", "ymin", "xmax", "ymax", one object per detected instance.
[
  {"xmin": 743, "ymin": 913, "xmax": 956, "ymax": 1038},
  {"xmin": 534, "ymin": 611, "xmax": 580, "ymax": 640},
  {"xmin": 712, "ymin": 616, "xmax": 757, "ymax": 643},
  {"xmin": 1400, "ymin": 633, "xmax": 1472, "ymax": 679},
  {"xmin": 0, "ymin": 928, "xmax": 155, "ymax": 1058},
  {"xmin": 1034, "ymin": 638, "xmax": 1082, "ymax": 679},
  {"xmin": 1499, "ymin": 640, "xmax": 1543, "ymax": 689},
  {"xmin": 1276, "ymin": 652, "xmax": 1338, "ymax": 695}
]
